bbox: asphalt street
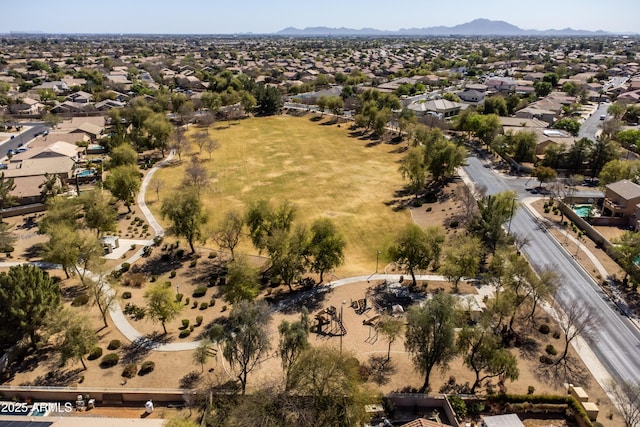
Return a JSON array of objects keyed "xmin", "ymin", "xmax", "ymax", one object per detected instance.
[{"xmin": 463, "ymin": 156, "xmax": 640, "ymax": 389}]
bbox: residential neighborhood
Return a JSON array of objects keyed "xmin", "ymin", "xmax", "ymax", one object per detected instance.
[{"xmin": 1, "ymin": 27, "xmax": 640, "ymax": 427}]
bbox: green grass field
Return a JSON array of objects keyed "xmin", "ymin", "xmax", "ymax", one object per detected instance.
[{"xmin": 148, "ymin": 115, "xmax": 412, "ymax": 274}]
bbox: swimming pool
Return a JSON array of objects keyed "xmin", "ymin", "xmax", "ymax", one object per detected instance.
[
  {"xmin": 573, "ymin": 204, "xmax": 594, "ymax": 217},
  {"xmin": 77, "ymin": 169, "xmax": 95, "ymax": 177}
]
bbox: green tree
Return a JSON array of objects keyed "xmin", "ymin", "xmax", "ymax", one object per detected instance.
[
  {"xmin": 457, "ymin": 321, "xmax": 519, "ymax": 393},
  {"xmin": 288, "ymin": 346, "xmax": 377, "ymax": 426},
  {"xmin": 426, "ymin": 140, "xmax": 467, "ymax": 183},
  {"xmin": 308, "ymin": 218, "xmax": 346, "ymax": 283},
  {"xmin": 104, "ymin": 164, "xmax": 141, "ymax": 213},
  {"xmin": 161, "ymin": 189, "xmax": 208, "ymax": 253},
  {"xmin": 108, "ymin": 144, "xmax": 138, "ymax": 168},
  {"xmin": 0, "ymin": 264, "xmax": 60, "ymax": 349},
  {"xmin": 439, "ymin": 233, "xmax": 483, "ymax": 293},
  {"xmin": 240, "ymin": 91, "xmax": 257, "ymax": 115},
  {"xmin": 269, "ymin": 225, "xmax": 309, "ymax": 291},
  {"xmin": 388, "ymin": 224, "xmax": 445, "ymax": 287},
  {"xmin": 534, "ymin": 81, "xmax": 553, "ymax": 98},
  {"xmin": 566, "ymin": 137, "xmax": 593, "ymax": 172},
  {"xmin": 212, "ymin": 209, "xmax": 244, "ymax": 260},
  {"xmin": 405, "ymin": 292, "xmax": 458, "ymax": 393},
  {"xmin": 143, "ymin": 112, "xmax": 173, "ymax": 155},
  {"xmin": 41, "ymin": 224, "xmax": 80, "ymax": 278},
  {"xmin": 612, "ymin": 231, "xmax": 640, "ymax": 281},
  {"xmin": 553, "ymin": 118, "xmax": 581, "ymax": 136},
  {"xmin": 543, "ymin": 72, "xmax": 559, "ymax": 87},
  {"xmin": 278, "ymin": 308, "xmax": 310, "ymax": 391},
  {"xmin": 599, "ymin": 159, "xmax": 640, "ymax": 186},
  {"xmin": 221, "ymin": 255, "xmax": 260, "ymax": 303},
  {"xmin": 378, "ymin": 316, "xmax": 404, "ymax": 362},
  {"xmin": 531, "ymin": 165, "xmax": 558, "ymax": 187},
  {"xmin": 245, "ymin": 199, "xmax": 296, "ymax": 253},
  {"xmin": 42, "ymin": 112, "xmax": 63, "ymax": 128},
  {"xmin": 255, "ymin": 84, "xmax": 282, "ymax": 116},
  {"xmin": 470, "ymin": 191, "xmax": 518, "ymax": 252},
  {"xmin": 0, "ymin": 172, "xmax": 17, "ymax": 222},
  {"xmin": 144, "ymin": 283, "xmax": 183, "ymax": 334},
  {"xmin": 80, "ymin": 189, "xmax": 117, "ymax": 237},
  {"xmin": 399, "ymin": 146, "xmax": 427, "ymax": 196},
  {"xmin": 193, "ymin": 338, "xmax": 213, "ymax": 373},
  {"xmin": 483, "ymin": 96, "xmax": 508, "ymax": 116},
  {"xmin": 222, "ymin": 300, "xmax": 272, "ymax": 395},
  {"xmin": 47, "ymin": 308, "xmax": 97, "ymax": 370},
  {"xmin": 589, "ymin": 137, "xmax": 619, "ymax": 178},
  {"xmin": 38, "ymin": 172, "xmax": 65, "ymax": 202},
  {"xmin": 616, "ymin": 129, "xmax": 640, "ymax": 150},
  {"xmin": 608, "ymin": 102, "xmax": 626, "ymax": 120}
]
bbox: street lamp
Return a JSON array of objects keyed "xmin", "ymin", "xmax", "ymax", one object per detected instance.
[{"xmin": 339, "ymin": 300, "xmax": 346, "ymax": 355}]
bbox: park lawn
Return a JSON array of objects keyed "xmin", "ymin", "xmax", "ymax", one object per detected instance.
[{"xmin": 149, "ymin": 115, "xmax": 412, "ymax": 275}]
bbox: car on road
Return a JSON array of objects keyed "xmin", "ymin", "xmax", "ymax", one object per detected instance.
[
  {"xmin": 7, "ymin": 149, "xmax": 14, "ymax": 156},
  {"xmin": 600, "ymin": 114, "xmax": 606, "ymax": 120}
]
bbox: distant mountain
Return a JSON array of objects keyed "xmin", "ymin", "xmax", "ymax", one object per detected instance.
[{"xmin": 276, "ymin": 19, "xmax": 617, "ymax": 36}]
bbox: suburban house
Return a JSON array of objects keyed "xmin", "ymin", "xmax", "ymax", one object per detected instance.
[
  {"xmin": 457, "ymin": 88, "xmax": 485, "ymax": 104},
  {"xmin": 407, "ymin": 99, "xmax": 464, "ymax": 118},
  {"xmin": 602, "ymin": 180, "xmax": 640, "ymax": 225},
  {"xmin": 70, "ymin": 122, "xmax": 103, "ymax": 142},
  {"xmin": 484, "ymin": 77, "xmax": 516, "ymax": 94},
  {"xmin": 8, "ymin": 97, "xmax": 44, "ymax": 115},
  {"xmin": 66, "ymin": 91, "xmax": 94, "ymax": 104}
]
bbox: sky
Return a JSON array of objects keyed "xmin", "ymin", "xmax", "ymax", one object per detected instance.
[{"xmin": 1, "ymin": 0, "xmax": 637, "ymax": 35}]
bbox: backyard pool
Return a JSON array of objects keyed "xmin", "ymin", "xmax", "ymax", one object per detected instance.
[
  {"xmin": 572, "ymin": 204, "xmax": 594, "ymax": 218},
  {"xmin": 77, "ymin": 169, "xmax": 96, "ymax": 177}
]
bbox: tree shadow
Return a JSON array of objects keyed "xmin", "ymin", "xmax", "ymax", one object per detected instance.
[
  {"xmin": 536, "ymin": 356, "xmax": 591, "ymax": 388},
  {"xmin": 269, "ymin": 285, "xmax": 329, "ymax": 314},
  {"xmin": 180, "ymin": 371, "xmax": 202, "ymax": 389},
  {"xmin": 120, "ymin": 332, "xmax": 173, "ymax": 364},
  {"xmin": 515, "ymin": 336, "xmax": 540, "ymax": 361},
  {"xmin": 24, "ymin": 367, "xmax": 84, "ymax": 387},
  {"xmin": 367, "ymin": 355, "xmax": 397, "ymax": 385}
]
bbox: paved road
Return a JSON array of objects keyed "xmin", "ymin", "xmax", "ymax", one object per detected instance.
[
  {"xmin": 0, "ymin": 122, "xmax": 49, "ymax": 158},
  {"xmin": 463, "ymin": 156, "xmax": 640, "ymax": 390},
  {"xmin": 579, "ymin": 102, "xmax": 609, "ymax": 141}
]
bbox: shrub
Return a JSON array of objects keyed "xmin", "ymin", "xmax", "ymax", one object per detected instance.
[
  {"xmin": 185, "ymin": 297, "xmax": 190, "ymax": 306},
  {"xmin": 448, "ymin": 395, "xmax": 467, "ymax": 418},
  {"xmin": 192, "ymin": 301, "xmax": 198, "ymax": 309},
  {"xmin": 189, "ymin": 325, "xmax": 194, "ymax": 332},
  {"xmin": 539, "ymin": 355, "xmax": 554, "ymax": 365},
  {"xmin": 122, "ymin": 291, "xmax": 132, "ymax": 299},
  {"xmin": 545, "ymin": 344, "xmax": 557, "ymax": 355},
  {"xmin": 87, "ymin": 346, "xmax": 103, "ymax": 360},
  {"xmin": 209, "ymin": 299, "xmax": 216, "ymax": 307},
  {"xmin": 71, "ymin": 293, "xmax": 90, "ymax": 306},
  {"xmin": 199, "ymin": 302, "xmax": 209, "ymax": 310},
  {"xmin": 208, "ymin": 252, "xmax": 217, "ymax": 259},
  {"xmin": 179, "ymin": 329, "xmax": 191, "ymax": 338},
  {"xmin": 120, "ymin": 262, "xmax": 130, "ymax": 273},
  {"xmin": 122, "ymin": 363, "xmax": 137, "ymax": 378},
  {"xmin": 139, "ymin": 361, "xmax": 155, "ymax": 375},
  {"xmin": 181, "ymin": 319, "xmax": 190, "ymax": 329},
  {"xmin": 538, "ymin": 324, "xmax": 550, "ymax": 334},
  {"xmin": 106, "ymin": 340, "xmax": 121, "ymax": 351},
  {"xmin": 412, "ymin": 199, "xmax": 423, "ymax": 207},
  {"xmin": 169, "ymin": 270, "xmax": 176, "ymax": 278},
  {"xmin": 176, "ymin": 249, "xmax": 185, "ymax": 258},
  {"xmin": 221, "ymin": 305, "xmax": 227, "ymax": 312},
  {"xmin": 527, "ymin": 386, "xmax": 535, "ymax": 395},
  {"xmin": 189, "ymin": 259, "xmax": 197, "ymax": 268},
  {"xmin": 100, "ymin": 353, "xmax": 119, "ymax": 368},
  {"xmin": 150, "ymin": 274, "xmax": 157, "ymax": 282},
  {"xmin": 195, "ymin": 315, "xmax": 203, "ymax": 326},
  {"xmin": 193, "ymin": 287, "xmax": 207, "ymax": 298},
  {"xmin": 175, "ymin": 293, "xmax": 183, "ymax": 302},
  {"xmin": 552, "ymin": 331, "xmax": 561, "ymax": 339}
]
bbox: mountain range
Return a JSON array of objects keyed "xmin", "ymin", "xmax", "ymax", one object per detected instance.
[{"xmin": 277, "ymin": 19, "xmax": 616, "ymax": 36}]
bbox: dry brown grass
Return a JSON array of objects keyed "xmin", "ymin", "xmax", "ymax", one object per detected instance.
[{"xmin": 148, "ymin": 115, "xmax": 414, "ymax": 274}]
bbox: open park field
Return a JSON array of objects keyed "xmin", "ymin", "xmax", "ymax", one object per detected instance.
[{"xmin": 149, "ymin": 115, "xmax": 415, "ymax": 274}]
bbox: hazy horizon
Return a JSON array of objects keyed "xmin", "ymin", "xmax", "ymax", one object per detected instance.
[{"xmin": 2, "ymin": 0, "xmax": 637, "ymax": 35}]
